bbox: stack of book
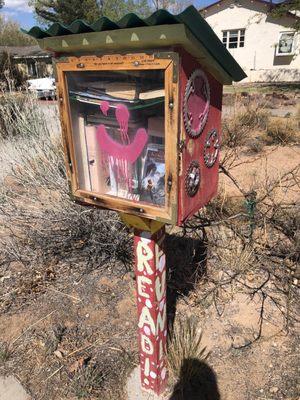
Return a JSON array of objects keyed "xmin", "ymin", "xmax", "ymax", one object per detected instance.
[{"xmin": 69, "ymin": 80, "xmax": 166, "ymax": 205}]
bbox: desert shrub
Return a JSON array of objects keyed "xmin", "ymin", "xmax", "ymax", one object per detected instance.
[
  {"xmin": 0, "ymin": 130, "xmax": 131, "ymax": 270},
  {"xmin": 168, "ymin": 316, "xmax": 208, "ymax": 382},
  {"xmin": 263, "ymin": 118, "xmax": 299, "ymax": 145},
  {"xmin": 0, "ymin": 92, "xmax": 46, "ymax": 139},
  {"xmin": 236, "ymin": 107, "xmax": 269, "ymax": 130},
  {"xmin": 0, "ymin": 93, "xmax": 131, "ymax": 311},
  {"xmin": 222, "ymin": 116, "xmax": 250, "ymax": 148},
  {"xmin": 222, "ymin": 101, "xmax": 270, "ymax": 148},
  {"xmin": 247, "ymin": 138, "xmax": 264, "ymax": 154},
  {"xmin": 296, "ymin": 105, "xmax": 300, "ymax": 129},
  {"xmin": 68, "ymin": 350, "xmax": 134, "ymax": 400},
  {"xmin": 0, "ymin": 51, "xmax": 27, "ymax": 91}
]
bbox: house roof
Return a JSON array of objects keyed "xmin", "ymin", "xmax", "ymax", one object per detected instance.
[
  {"xmin": 201, "ymin": 0, "xmax": 272, "ymax": 11},
  {"xmin": 0, "ymin": 45, "xmax": 51, "ymax": 58},
  {"xmin": 200, "ymin": 0, "xmax": 299, "ymax": 19},
  {"xmin": 22, "ymin": 6, "xmax": 246, "ymax": 83}
]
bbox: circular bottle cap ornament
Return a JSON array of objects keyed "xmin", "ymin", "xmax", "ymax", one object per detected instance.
[
  {"xmin": 185, "ymin": 161, "xmax": 201, "ymax": 197},
  {"xmin": 183, "ymin": 69, "xmax": 210, "ymax": 138},
  {"xmin": 204, "ymin": 129, "xmax": 220, "ymax": 168}
]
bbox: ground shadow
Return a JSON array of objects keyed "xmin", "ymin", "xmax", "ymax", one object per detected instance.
[
  {"xmin": 165, "ymin": 233, "xmax": 207, "ymax": 328},
  {"xmin": 169, "ymin": 358, "xmax": 220, "ymax": 400}
]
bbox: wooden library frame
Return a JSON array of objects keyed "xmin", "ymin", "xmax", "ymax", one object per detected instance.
[{"xmin": 55, "ymin": 52, "xmax": 179, "ymax": 225}]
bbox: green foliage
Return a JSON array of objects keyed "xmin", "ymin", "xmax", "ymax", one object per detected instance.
[
  {"xmin": 0, "ymin": 16, "xmax": 37, "ymax": 46},
  {"xmin": 100, "ymin": 0, "xmax": 151, "ymax": 20},
  {"xmin": 29, "ymin": 0, "xmax": 101, "ymax": 25},
  {"xmin": 271, "ymin": 0, "xmax": 300, "ymax": 31},
  {"xmin": 30, "ymin": 0, "xmax": 152, "ymax": 25}
]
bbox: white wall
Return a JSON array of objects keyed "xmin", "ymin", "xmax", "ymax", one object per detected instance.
[{"xmin": 202, "ymin": 0, "xmax": 300, "ymax": 82}]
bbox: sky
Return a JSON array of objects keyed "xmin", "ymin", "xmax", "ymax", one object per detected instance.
[{"xmin": 1, "ymin": 0, "xmax": 215, "ymax": 29}]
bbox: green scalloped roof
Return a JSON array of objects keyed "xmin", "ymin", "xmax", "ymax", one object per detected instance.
[{"xmin": 22, "ymin": 6, "xmax": 246, "ymax": 82}]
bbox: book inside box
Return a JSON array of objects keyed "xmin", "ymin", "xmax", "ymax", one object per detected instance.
[{"xmin": 66, "ymin": 69, "xmax": 166, "ymax": 206}]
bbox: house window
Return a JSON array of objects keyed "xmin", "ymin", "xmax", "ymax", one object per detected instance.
[
  {"xmin": 222, "ymin": 29, "xmax": 245, "ymax": 49},
  {"xmin": 276, "ymin": 32, "xmax": 295, "ymax": 56}
]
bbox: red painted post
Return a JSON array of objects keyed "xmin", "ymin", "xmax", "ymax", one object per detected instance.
[{"xmin": 134, "ymin": 225, "xmax": 168, "ymax": 396}]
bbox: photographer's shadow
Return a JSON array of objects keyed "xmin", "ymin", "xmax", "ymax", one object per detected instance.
[{"xmin": 169, "ymin": 358, "xmax": 220, "ymax": 400}]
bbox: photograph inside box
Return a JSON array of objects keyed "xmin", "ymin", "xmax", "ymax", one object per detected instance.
[{"xmin": 66, "ymin": 69, "xmax": 166, "ymax": 206}]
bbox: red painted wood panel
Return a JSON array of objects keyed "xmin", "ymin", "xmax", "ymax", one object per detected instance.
[{"xmin": 177, "ymin": 48, "xmax": 223, "ymax": 225}]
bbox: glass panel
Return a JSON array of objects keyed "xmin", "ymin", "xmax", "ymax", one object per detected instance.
[
  {"xmin": 222, "ymin": 31, "xmax": 228, "ymax": 44},
  {"xmin": 278, "ymin": 32, "xmax": 294, "ymax": 54},
  {"xmin": 228, "ymin": 30, "xmax": 238, "ymax": 48},
  {"xmin": 230, "ymin": 30, "xmax": 239, "ymax": 38},
  {"xmin": 240, "ymin": 29, "xmax": 245, "ymax": 48},
  {"xmin": 229, "ymin": 39, "xmax": 238, "ymax": 48},
  {"xmin": 66, "ymin": 69, "xmax": 166, "ymax": 207}
]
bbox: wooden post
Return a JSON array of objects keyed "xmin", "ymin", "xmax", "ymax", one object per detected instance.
[{"xmin": 121, "ymin": 214, "xmax": 168, "ymax": 396}]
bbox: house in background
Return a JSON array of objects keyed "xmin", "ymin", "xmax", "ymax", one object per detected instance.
[
  {"xmin": 201, "ymin": 0, "xmax": 300, "ymax": 83},
  {"xmin": 0, "ymin": 45, "xmax": 53, "ymax": 79}
]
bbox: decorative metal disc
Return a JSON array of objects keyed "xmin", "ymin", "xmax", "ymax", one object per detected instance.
[
  {"xmin": 183, "ymin": 69, "xmax": 210, "ymax": 138},
  {"xmin": 204, "ymin": 129, "xmax": 220, "ymax": 168},
  {"xmin": 185, "ymin": 161, "xmax": 201, "ymax": 197}
]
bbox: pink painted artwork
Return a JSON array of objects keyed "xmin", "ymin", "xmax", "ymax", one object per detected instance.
[
  {"xmin": 96, "ymin": 126, "xmax": 148, "ymax": 165},
  {"xmin": 100, "ymin": 101, "xmax": 110, "ymax": 116},
  {"xmin": 116, "ymin": 104, "xmax": 130, "ymax": 144},
  {"xmin": 183, "ymin": 69, "xmax": 210, "ymax": 138},
  {"xmin": 187, "ymin": 75, "xmax": 209, "ymax": 131},
  {"xmin": 97, "ymin": 101, "xmax": 148, "ymax": 197}
]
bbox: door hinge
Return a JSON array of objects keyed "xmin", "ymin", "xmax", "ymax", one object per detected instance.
[
  {"xmin": 167, "ymin": 174, "xmax": 172, "ymax": 192},
  {"xmin": 178, "ymin": 140, "xmax": 186, "ymax": 153},
  {"xmin": 66, "ymin": 144, "xmax": 73, "ymax": 174}
]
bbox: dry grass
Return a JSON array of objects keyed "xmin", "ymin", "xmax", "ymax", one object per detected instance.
[
  {"xmin": 296, "ymin": 105, "xmax": 300, "ymax": 128},
  {"xmin": 0, "ymin": 342, "xmax": 13, "ymax": 363},
  {"xmin": 0, "ymin": 89, "xmax": 299, "ymax": 399},
  {"xmin": 263, "ymin": 118, "xmax": 300, "ymax": 145},
  {"xmin": 68, "ymin": 351, "xmax": 134, "ymax": 400},
  {"xmin": 0, "ymin": 92, "xmax": 47, "ymax": 139},
  {"xmin": 0, "ymin": 93, "xmax": 131, "ymax": 312},
  {"xmin": 168, "ymin": 316, "xmax": 208, "ymax": 382},
  {"xmin": 222, "ymin": 98, "xmax": 270, "ymax": 148},
  {"xmin": 223, "ymin": 95, "xmax": 299, "ymax": 150}
]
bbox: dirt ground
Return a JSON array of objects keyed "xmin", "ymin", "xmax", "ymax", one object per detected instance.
[
  {"xmin": 0, "ymin": 89, "xmax": 299, "ymax": 400},
  {"xmin": 0, "ymin": 237, "xmax": 298, "ymax": 400},
  {"xmin": 221, "ymin": 145, "xmax": 300, "ymax": 201}
]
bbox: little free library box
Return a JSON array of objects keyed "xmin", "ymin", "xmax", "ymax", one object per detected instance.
[
  {"xmin": 25, "ymin": 5, "xmax": 245, "ymax": 397},
  {"xmin": 25, "ymin": 5, "xmax": 245, "ymax": 227}
]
